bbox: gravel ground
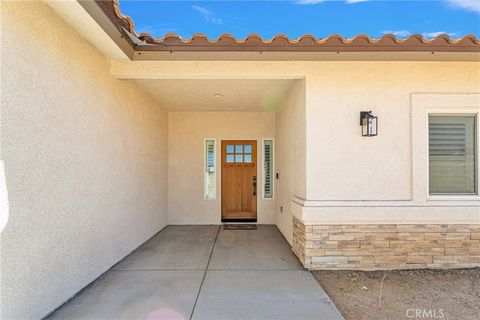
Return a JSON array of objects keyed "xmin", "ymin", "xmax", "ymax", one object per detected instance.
[{"xmin": 313, "ymin": 268, "xmax": 480, "ymax": 320}]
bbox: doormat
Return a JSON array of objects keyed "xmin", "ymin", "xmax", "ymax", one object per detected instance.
[{"xmin": 223, "ymin": 224, "xmax": 257, "ymax": 230}]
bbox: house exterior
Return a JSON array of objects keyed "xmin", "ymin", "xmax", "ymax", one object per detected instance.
[{"xmin": 1, "ymin": 1, "xmax": 479, "ymax": 319}]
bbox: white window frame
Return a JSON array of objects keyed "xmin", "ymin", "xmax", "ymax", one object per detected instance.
[
  {"xmin": 426, "ymin": 110, "xmax": 479, "ymax": 200},
  {"xmin": 204, "ymin": 138, "xmax": 216, "ymax": 200},
  {"xmin": 262, "ymin": 138, "xmax": 275, "ymax": 200},
  {"xmin": 411, "ymin": 94, "xmax": 480, "ymax": 203}
]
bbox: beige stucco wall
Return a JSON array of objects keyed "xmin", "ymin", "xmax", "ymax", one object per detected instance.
[
  {"xmin": 300, "ymin": 63, "xmax": 480, "ymax": 224},
  {"xmin": 112, "ymin": 60, "xmax": 479, "ymax": 226},
  {"xmin": 304, "ymin": 62, "xmax": 480, "ymax": 201},
  {"xmin": 1, "ymin": 3, "xmax": 478, "ymax": 317},
  {"xmin": 168, "ymin": 111, "xmax": 276, "ymax": 224},
  {"xmin": 275, "ymin": 79, "xmax": 306, "ymax": 243},
  {"xmin": 1, "ymin": 2, "xmax": 168, "ymax": 319}
]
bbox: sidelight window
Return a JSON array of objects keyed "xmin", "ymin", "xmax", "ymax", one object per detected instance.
[
  {"xmin": 263, "ymin": 139, "xmax": 274, "ymax": 199},
  {"xmin": 204, "ymin": 139, "xmax": 216, "ymax": 199}
]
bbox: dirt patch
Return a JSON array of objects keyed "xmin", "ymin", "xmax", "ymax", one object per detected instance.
[{"xmin": 313, "ymin": 268, "xmax": 480, "ymax": 320}]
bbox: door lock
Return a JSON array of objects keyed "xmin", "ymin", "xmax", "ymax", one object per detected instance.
[{"xmin": 253, "ymin": 176, "xmax": 257, "ymax": 196}]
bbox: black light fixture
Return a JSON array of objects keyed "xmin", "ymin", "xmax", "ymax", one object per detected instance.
[{"xmin": 360, "ymin": 111, "xmax": 378, "ymax": 137}]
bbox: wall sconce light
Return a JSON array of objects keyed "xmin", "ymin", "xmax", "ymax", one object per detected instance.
[{"xmin": 360, "ymin": 111, "xmax": 378, "ymax": 137}]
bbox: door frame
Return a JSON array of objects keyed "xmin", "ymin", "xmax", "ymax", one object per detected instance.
[{"xmin": 221, "ymin": 140, "xmax": 258, "ymax": 222}]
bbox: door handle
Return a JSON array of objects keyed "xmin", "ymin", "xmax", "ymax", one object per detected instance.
[{"xmin": 253, "ymin": 176, "xmax": 257, "ymax": 196}]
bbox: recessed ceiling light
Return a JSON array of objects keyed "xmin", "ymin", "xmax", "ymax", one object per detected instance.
[{"xmin": 213, "ymin": 93, "xmax": 223, "ymax": 98}]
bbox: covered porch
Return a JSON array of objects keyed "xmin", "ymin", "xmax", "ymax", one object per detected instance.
[
  {"xmin": 132, "ymin": 77, "xmax": 304, "ymax": 231},
  {"xmin": 2, "ymin": 2, "xmax": 479, "ymax": 319},
  {"xmin": 45, "ymin": 225, "xmax": 343, "ymax": 320}
]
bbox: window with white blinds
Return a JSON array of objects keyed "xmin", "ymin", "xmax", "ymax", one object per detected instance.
[
  {"xmin": 429, "ymin": 115, "xmax": 476, "ymax": 194},
  {"xmin": 204, "ymin": 139, "xmax": 216, "ymax": 199},
  {"xmin": 263, "ymin": 140, "xmax": 274, "ymax": 199}
]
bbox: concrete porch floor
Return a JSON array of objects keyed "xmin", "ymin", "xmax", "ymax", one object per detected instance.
[{"xmin": 45, "ymin": 225, "xmax": 343, "ymax": 320}]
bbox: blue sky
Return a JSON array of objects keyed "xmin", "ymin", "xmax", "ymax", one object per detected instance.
[{"xmin": 120, "ymin": 0, "xmax": 480, "ymax": 39}]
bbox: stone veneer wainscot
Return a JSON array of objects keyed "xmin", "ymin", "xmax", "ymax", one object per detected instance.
[{"xmin": 293, "ymin": 217, "xmax": 480, "ymax": 270}]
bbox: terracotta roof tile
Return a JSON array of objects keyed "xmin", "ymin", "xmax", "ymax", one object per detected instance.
[{"xmin": 97, "ymin": 0, "xmax": 480, "ymax": 52}]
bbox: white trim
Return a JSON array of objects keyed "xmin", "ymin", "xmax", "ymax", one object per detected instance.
[
  {"xmin": 262, "ymin": 138, "xmax": 275, "ymax": 200},
  {"xmin": 426, "ymin": 109, "xmax": 479, "ymax": 200},
  {"xmin": 411, "ymin": 93, "xmax": 480, "ymax": 206},
  {"xmin": 293, "ymin": 199, "xmax": 480, "ymax": 225},
  {"xmin": 203, "ymin": 138, "xmax": 216, "ymax": 200},
  {"xmin": 427, "ymin": 195, "xmax": 480, "ymax": 201}
]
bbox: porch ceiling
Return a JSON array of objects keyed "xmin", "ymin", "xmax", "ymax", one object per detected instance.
[{"xmin": 131, "ymin": 79, "xmax": 295, "ymax": 111}]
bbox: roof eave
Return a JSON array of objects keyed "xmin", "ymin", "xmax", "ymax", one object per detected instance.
[
  {"xmin": 86, "ymin": 0, "xmax": 480, "ymax": 61},
  {"xmin": 78, "ymin": 0, "xmax": 135, "ymax": 59}
]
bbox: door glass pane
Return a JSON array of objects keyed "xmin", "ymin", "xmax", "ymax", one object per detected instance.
[
  {"xmin": 429, "ymin": 115, "xmax": 476, "ymax": 194},
  {"xmin": 226, "ymin": 145, "xmax": 234, "ymax": 153},
  {"xmin": 244, "ymin": 154, "xmax": 252, "ymax": 163},
  {"xmin": 226, "ymin": 154, "xmax": 234, "ymax": 163},
  {"xmin": 235, "ymin": 154, "xmax": 243, "ymax": 163},
  {"xmin": 235, "ymin": 145, "xmax": 243, "ymax": 153},
  {"xmin": 244, "ymin": 144, "xmax": 252, "ymax": 153}
]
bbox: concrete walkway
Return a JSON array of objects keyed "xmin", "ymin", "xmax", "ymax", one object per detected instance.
[{"xmin": 46, "ymin": 225, "xmax": 343, "ymax": 320}]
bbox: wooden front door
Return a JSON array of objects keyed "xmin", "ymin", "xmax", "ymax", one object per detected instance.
[{"xmin": 221, "ymin": 140, "xmax": 257, "ymax": 221}]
